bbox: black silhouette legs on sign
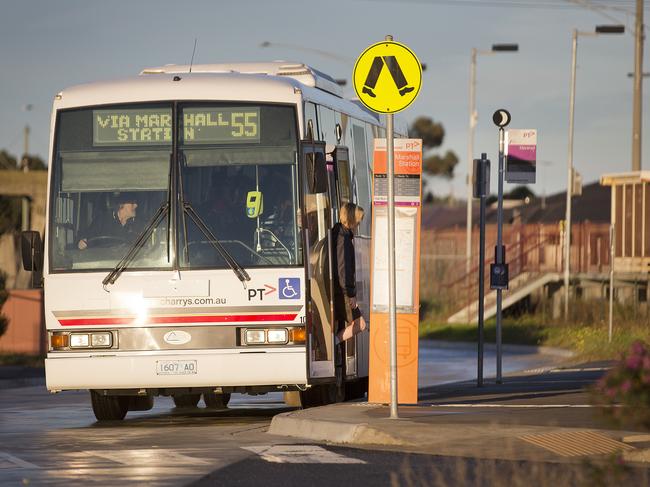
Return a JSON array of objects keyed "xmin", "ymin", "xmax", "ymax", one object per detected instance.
[{"xmin": 362, "ymin": 56, "xmax": 414, "ymax": 98}]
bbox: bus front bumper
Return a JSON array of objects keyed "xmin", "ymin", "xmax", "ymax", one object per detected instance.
[{"xmin": 45, "ymin": 348, "xmax": 307, "ymax": 391}]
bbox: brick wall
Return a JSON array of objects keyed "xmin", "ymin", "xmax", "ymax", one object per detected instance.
[{"xmin": 0, "ymin": 289, "xmax": 45, "ymax": 355}]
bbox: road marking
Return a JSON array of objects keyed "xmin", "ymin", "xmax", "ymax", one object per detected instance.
[
  {"xmin": 84, "ymin": 449, "xmax": 211, "ymax": 466},
  {"xmin": 243, "ymin": 445, "xmax": 366, "ymax": 464},
  {"xmin": 550, "ymin": 367, "xmax": 609, "ymax": 373},
  {"xmin": 0, "ymin": 452, "xmax": 40, "ymax": 469},
  {"xmin": 429, "ymin": 404, "xmax": 617, "ymax": 408}
]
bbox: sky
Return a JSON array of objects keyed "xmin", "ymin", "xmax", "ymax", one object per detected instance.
[{"xmin": 1, "ymin": 0, "xmax": 648, "ymax": 200}]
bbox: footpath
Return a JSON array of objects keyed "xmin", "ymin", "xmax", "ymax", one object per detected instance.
[{"xmin": 270, "ymin": 361, "xmax": 650, "ymax": 465}]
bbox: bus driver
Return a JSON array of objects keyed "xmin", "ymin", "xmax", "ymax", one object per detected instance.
[{"xmin": 77, "ymin": 193, "xmax": 139, "ymax": 249}]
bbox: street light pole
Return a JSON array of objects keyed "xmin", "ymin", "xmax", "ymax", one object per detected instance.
[
  {"xmin": 466, "ymin": 45, "xmax": 517, "ymax": 322},
  {"xmin": 564, "ymin": 29, "xmax": 578, "ymax": 320},
  {"xmin": 466, "ymin": 48, "xmax": 477, "ymax": 321},
  {"xmin": 632, "ymin": 0, "xmax": 644, "ymax": 171},
  {"xmin": 564, "ymin": 25, "xmax": 624, "ymax": 319}
]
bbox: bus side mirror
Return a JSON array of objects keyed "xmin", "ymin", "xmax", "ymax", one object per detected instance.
[
  {"xmin": 21, "ymin": 230, "xmax": 43, "ymax": 272},
  {"xmin": 307, "ymin": 151, "xmax": 328, "ymax": 194}
]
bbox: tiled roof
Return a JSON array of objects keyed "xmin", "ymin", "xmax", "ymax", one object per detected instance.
[{"xmin": 422, "ymin": 181, "xmax": 610, "ymax": 229}]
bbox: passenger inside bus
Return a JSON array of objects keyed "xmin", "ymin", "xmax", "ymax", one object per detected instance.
[{"xmin": 77, "ymin": 192, "xmax": 141, "ymax": 249}]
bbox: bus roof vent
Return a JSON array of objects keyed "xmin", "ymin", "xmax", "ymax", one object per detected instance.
[{"xmin": 140, "ymin": 61, "xmax": 343, "ymax": 98}]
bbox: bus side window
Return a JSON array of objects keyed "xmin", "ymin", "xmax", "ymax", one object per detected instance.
[
  {"xmin": 317, "ymin": 106, "xmax": 337, "ymax": 147},
  {"xmin": 335, "ymin": 111, "xmax": 349, "ymax": 146},
  {"xmin": 352, "ymin": 123, "xmax": 371, "ymax": 237},
  {"xmin": 304, "ymin": 102, "xmax": 318, "ymax": 140}
]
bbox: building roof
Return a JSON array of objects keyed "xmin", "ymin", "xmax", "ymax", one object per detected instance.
[
  {"xmin": 421, "ymin": 181, "xmax": 610, "ymax": 230},
  {"xmin": 600, "ymin": 170, "xmax": 650, "ymax": 185}
]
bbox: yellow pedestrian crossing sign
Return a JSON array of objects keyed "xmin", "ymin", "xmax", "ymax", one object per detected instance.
[{"xmin": 353, "ymin": 41, "xmax": 422, "ymax": 114}]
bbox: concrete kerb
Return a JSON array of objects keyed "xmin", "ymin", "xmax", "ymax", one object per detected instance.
[
  {"xmin": 269, "ymin": 408, "xmax": 412, "ymax": 447},
  {"xmin": 268, "ymin": 404, "xmax": 649, "ymax": 463}
]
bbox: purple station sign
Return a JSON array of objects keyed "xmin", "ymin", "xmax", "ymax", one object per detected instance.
[{"xmin": 505, "ymin": 129, "xmax": 537, "ymax": 184}]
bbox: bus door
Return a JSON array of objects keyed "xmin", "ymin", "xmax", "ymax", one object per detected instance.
[
  {"xmin": 331, "ymin": 146, "xmax": 359, "ymax": 378},
  {"xmin": 301, "ymin": 140, "xmax": 335, "ymax": 380}
]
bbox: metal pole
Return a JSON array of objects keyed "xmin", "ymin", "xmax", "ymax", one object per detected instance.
[
  {"xmin": 23, "ymin": 124, "xmax": 29, "ymax": 157},
  {"xmin": 385, "ymin": 35, "xmax": 398, "ymax": 420},
  {"xmin": 632, "ymin": 0, "xmax": 644, "ymax": 171},
  {"xmin": 496, "ymin": 128, "xmax": 505, "ymax": 384},
  {"xmin": 466, "ymin": 49, "xmax": 477, "ymax": 324},
  {"xmin": 477, "ymin": 154, "xmax": 487, "ymax": 388},
  {"xmin": 609, "ymin": 224, "xmax": 615, "ymax": 342},
  {"xmin": 564, "ymin": 29, "xmax": 578, "ymax": 320}
]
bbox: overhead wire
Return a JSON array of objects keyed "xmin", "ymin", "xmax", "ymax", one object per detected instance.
[{"xmin": 363, "ymin": 0, "xmax": 648, "ymax": 11}]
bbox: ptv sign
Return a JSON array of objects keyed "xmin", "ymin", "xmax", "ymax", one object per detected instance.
[{"xmin": 506, "ymin": 129, "xmax": 537, "ymax": 184}]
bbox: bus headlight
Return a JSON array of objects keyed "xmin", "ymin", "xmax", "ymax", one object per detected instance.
[
  {"xmin": 91, "ymin": 332, "xmax": 113, "ymax": 348},
  {"xmin": 70, "ymin": 334, "xmax": 90, "ymax": 348},
  {"xmin": 53, "ymin": 331, "xmax": 114, "ymax": 350},
  {"xmin": 245, "ymin": 329, "xmax": 266, "ymax": 344},
  {"xmin": 240, "ymin": 327, "xmax": 303, "ymax": 346},
  {"xmin": 267, "ymin": 329, "xmax": 288, "ymax": 344}
]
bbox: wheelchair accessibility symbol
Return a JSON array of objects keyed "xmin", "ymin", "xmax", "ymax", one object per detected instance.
[{"xmin": 279, "ymin": 278, "xmax": 301, "ymax": 300}]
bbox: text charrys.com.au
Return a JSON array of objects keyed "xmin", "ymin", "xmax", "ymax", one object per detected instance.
[{"xmin": 159, "ymin": 297, "xmax": 227, "ymax": 307}]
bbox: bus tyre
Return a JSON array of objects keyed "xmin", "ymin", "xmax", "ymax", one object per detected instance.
[
  {"xmin": 172, "ymin": 394, "xmax": 201, "ymax": 408},
  {"xmin": 203, "ymin": 392, "xmax": 231, "ymax": 409},
  {"xmin": 90, "ymin": 391, "xmax": 129, "ymax": 421},
  {"xmin": 345, "ymin": 377, "xmax": 368, "ymax": 400},
  {"xmin": 128, "ymin": 395, "xmax": 154, "ymax": 411},
  {"xmin": 298, "ymin": 386, "xmax": 322, "ymax": 408}
]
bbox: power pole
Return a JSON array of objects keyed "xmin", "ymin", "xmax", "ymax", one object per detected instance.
[
  {"xmin": 23, "ymin": 125, "xmax": 30, "ymax": 157},
  {"xmin": 632, "ymin": 0, "xmax": 644, "ymax": 171},
  {"xmin": 22, "ymin": 125, "xmax": 30, "ymax": 172}
]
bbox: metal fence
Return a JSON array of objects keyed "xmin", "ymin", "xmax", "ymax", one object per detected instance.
[{"xmin": 420, "ymin": 222, "xmax": 611, "ymax": 314}]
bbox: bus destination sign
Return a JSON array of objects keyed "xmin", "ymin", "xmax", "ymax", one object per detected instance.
[{"xmin": 93, "ymin": 107, "xmax": 260, "ymax": 146}]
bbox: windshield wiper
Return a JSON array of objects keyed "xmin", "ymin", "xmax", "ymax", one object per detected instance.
[
  {"xmin": 102, "ymin": 201, "xmax": 169, "ymax": 288},
  {"xmin": 177, "ymin": 154, "xmax": 250, "ymax": 287},
  {"xmin": 182, "ymin": 203, "xmax": 251, "ymax": 285}
]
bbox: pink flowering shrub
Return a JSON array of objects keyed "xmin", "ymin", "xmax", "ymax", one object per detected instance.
[{"xmin": 594, "ymin": 340, "xmax": 650, "ymax": 430}]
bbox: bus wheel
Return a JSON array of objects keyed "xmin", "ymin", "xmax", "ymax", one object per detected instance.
[
  {"xmin": 298, "ymin": 385, "xmax": 334, "ymax": 408},
  {"xmin": 128, "ymin": 395, "xmax": 154, "ymax": 411},
  {"xmin": 203, "ymin": 392, "xmax": 231, "ymax": 409},
  {"xmin": 90, "ymin": 391, "xmax": 128, "ymax": 421},
  {"xmin": 345, "ymin": 377, "xmax": 368, "ymax": 400},
  {"xmin": 172, "ymin": 394, "xmax": 201, "ymax": 408}
]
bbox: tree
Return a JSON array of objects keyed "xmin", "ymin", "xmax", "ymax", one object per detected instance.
[
  {"xmin": 408, "ymin": 117, "xmax": 444, "ymax": 148},
  {"xmin": 508, "ymin": 185, "xmax": 536, "ymax": 201},
  {"xmin": 408, "ymin": 116, "xmax": 460, "ymax": 181},
  {"xmin": 0, "ymin": 150, "xmax": 17, "ymax": 170},
  {"xmin": 0, "ymin": 149, "xmax": 46, "ymax": 234}
]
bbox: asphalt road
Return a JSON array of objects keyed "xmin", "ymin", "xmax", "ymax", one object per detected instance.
[{"xmin": 0, "ymin": 343, "xmax": 570, "ymax": 486}]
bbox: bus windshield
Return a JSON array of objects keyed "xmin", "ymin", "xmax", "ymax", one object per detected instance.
[{"xmin": 49, "ymin": 102, "xmax": 301, "ymax": 273}]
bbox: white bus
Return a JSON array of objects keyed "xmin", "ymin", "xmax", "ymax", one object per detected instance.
[{"xmin": 22, "ymin": 62, "xmax": 406, "ymax": 421}]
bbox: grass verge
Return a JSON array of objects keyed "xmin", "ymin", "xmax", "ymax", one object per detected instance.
[{"xmin": 420, "ymin": 307, "xmax": 650, "ymax": 362}]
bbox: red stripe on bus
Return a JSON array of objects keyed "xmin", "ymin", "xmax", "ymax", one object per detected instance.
[{"xmin": 58, "ymin": 314, "xmax": 299, "ymax": 326}]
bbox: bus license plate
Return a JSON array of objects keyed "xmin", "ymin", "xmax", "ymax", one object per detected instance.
[{"xmin": 156, "ymin": 360, "xmax": 197, "ymax": 375}]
